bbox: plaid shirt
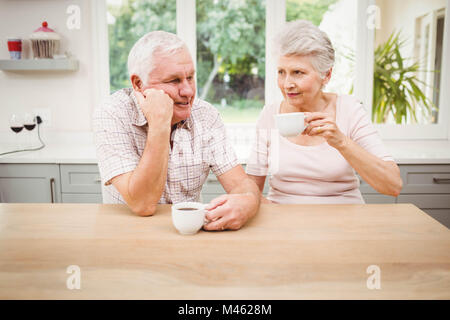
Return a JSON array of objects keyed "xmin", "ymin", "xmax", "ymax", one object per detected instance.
[{"xmin": 93, "ymin": 88, "xmax": 238, "ymax": 204}]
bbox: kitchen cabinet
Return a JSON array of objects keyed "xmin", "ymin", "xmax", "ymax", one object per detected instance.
[
  {"xmin": 0, "ymin": 163, "xmax": 101, "ymax": 204},
  {"xmin": 61, "ymin": 193, "xmax": 103, "ymax": 203},
  {"xmin": 60, "ymin": 164, "xmax": 102, "ymax": 203},
  {"xmin": 0, "ymin": 164, "xmax": 61, "ymax": 203},
  {"xmin": 396, "ymin": 165, "xmax": 450, "ymax": 228}
]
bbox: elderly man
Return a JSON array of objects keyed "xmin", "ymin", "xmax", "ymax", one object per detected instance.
[{"xmin": 93, "ymin": 31, "xmax": 260, "ymax": 231}]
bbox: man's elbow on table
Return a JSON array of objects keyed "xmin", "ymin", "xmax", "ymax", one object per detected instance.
[
  {"xmin": 111, "ymin": 173, "xmax": 159, "ymax": 217},
  {"xmin": 120, "ymin": 193, "xmax": 158, "ymax": 217},
  {"xmin": 131, "ymin": 202, "xmax": 157, "ymax": 217}
]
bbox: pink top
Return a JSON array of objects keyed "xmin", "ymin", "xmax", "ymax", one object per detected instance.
[{"xmin": 245, "ymin": 95, "xmax": 395, "ymax": 204}]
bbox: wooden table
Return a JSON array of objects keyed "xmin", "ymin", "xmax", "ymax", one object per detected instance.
[{"xmin": 0, "ymin": 203, "xmax": 449, "ymax": 299}]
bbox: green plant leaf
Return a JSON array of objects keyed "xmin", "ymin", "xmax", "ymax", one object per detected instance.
[{"xmin": 370, "ymin": 30, "xmax": 437, "ymax": 124}]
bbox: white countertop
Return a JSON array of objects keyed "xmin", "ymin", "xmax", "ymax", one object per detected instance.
[
  {"xmin": 0, "ymin": 132, "xmax": 97, "ymax": 164},
  {"xmin": 1, "ymin": 132, "xmax": 450, "ymax": 165}
]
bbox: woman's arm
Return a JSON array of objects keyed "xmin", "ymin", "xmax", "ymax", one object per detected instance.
[
  {"xmin": 336, "ymin": 138, "xmax": 402, "ymax": 196},
  {"xmin": 247, "ymin": 174, "xmax": 273, "ymax": 203},
  {"xmin": 305, "ymin": 112, "xmax": 403, "ymax": 197}
]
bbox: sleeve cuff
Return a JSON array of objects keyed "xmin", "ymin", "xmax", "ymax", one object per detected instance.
[{"xmin": 245, "ymin": 164, "xmax": 269, "ymax": 176}]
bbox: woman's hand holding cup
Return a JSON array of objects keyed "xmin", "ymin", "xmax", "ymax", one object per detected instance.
[{"xmin": 304, "ymin": 112, "xmax": 348, "ymax": 150}]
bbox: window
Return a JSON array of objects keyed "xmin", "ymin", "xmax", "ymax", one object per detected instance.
[
  {"xmin": 373, "ymin": 1, "xmax": 445, "ymax": 125},
  {"xmin": 196, "ymin": 0, "xmax": 266, "ymax": 123},
  {"xmin": 415, "ymin": 9, "xmax": 446, "ymax": 123},
  {"xmin": 369, "ymin": 0, "xmax": 448, "ymax": 139},
  {"xmin": 102, "ymin": 0, "xmax": 450, "ymax": 139},
  {"xmin": 107, "ymin": 0, "xmax": 176, "ymax": 93}
]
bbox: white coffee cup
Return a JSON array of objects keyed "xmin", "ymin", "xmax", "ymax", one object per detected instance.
[
  {"xmin": 274, "ymin": 112, "xmax": 308, "ymax": 137},
  {"xmin": 171, "ymin": 202, "xmax": 206, "ymax": 235}
]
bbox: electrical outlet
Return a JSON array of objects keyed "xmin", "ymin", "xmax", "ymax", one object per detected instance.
[{"xmin": 33, "ymin": 108, "xmax": 52, "ymax": 127}]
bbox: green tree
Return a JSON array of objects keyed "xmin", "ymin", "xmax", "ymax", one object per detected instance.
[
  {"xmin": 196, "ymin": 0, "xmax": 265, "ymax": 101},
  {"xmin": 286, "ymin": 0, "xmax": 338, "ymax": 25}
]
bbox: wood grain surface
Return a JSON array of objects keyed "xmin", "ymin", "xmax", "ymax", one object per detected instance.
[{"xmin": 0, "ymin": 203, "xmax": 449, "ymax": 299}]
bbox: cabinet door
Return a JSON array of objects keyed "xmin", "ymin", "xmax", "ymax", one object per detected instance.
[
  {"xmin": 60, "ymin": 164, "xmax": 102, "ymax": 203},
  {"xmin": 60, "ymin": 164, "xmax": 102, "ymax": 193},
  {"xmin": 0, "ymin": 164, "xmax": 61, "ymax": 203},
  {"xmin": 362, "ymin": 194, "xmax": 396, "ymax": 204},
  {"xmin": 62, "ymin": 193, "xmax": 103, "ymax": 203},
  {"xmin": 422, "ymin": 209, "xmax": 450, "ymax": 229},
  {"xmin": 399, "ymin": 164, "xmax": 450, "ymax": 194},
  {"xmin": 397, "ymin": 194, "xmax": 450, "ymax": 209}
]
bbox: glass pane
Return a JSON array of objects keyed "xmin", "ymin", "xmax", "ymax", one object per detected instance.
[
  {"xmin": 107, "ymin": 0, "xmax": 176, "ymax": 93},
  {"xmin": 196, "ymin": 0, "xmax": 266, "ymax": 123},
  {"xmin": 374, "ymin": 0, "xmax": 446, "ymax": 124},
  {"xmin": 286, "ymin": 0, "xmax": 357, "ymax": 97}
]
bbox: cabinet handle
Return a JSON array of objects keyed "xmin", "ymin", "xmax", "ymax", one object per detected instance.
[
  {"xmin": 207, "ymin": 177, "xmax": 218, "ymax": 183},
  {"xmin": 433, "ymin": 177, "xmax": 450, "ymax": 184},
  {"xmin": 50, "ymin": 178, "xmax": 56, "ymax": 203},
  {"xmin": 94, "ymin": 177, "xmax": 102, "ymax": 183}
]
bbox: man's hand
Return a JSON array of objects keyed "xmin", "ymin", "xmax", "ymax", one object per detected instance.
[
  {"xmin": 134, "ymin": 89, "xmax": 173, "ymax": 128},
  {"xmin": 203, "ymin": 192, "xmax": 259, "ymax": 231}
]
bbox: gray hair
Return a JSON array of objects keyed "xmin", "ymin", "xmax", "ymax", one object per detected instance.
[
  {"xmin": 127, "ymin": 31, "xmax": 187, "ymax": 84},
  {"xmin": 274, "ymin": 20, "xmax": 335, "ymax": 78}
]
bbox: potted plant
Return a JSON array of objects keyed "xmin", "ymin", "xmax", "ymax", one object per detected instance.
[{"xmin": 372, "ymin": 31, "xmax": 437, "ymax": 124}]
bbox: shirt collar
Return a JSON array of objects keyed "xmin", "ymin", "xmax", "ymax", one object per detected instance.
[{"xmin": 130, "ymin": 89, "xmax": 193, "ymax": 130}]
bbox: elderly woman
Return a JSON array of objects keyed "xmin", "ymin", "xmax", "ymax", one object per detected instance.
[{"xmin": 246, "ymin": 20, "xmax": 402, "ymax": 204}]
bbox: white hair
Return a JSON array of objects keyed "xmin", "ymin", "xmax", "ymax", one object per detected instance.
[
  {"xmin": 127, "ymin": 31, "xmax": 187, "ymax": 84},
  {"xmin": 274, "ymin": 20, "xmax": 335, "ymax": 78}
]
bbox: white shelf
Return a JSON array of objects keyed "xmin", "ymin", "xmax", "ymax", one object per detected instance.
[{"xmin": 0, "ymin": 59, "xmax": 79, "ymax": 71}]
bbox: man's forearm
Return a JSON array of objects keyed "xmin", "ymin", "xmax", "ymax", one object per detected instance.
[{"xmin": 127, "ymin": 127, "xmax": 171, "ymax": 212}]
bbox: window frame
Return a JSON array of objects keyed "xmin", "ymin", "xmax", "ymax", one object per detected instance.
[{"xmin": 91, "ymin": 0, "xmax": 111, "ymax": 116}]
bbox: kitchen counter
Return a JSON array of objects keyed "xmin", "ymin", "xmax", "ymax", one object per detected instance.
[
  {"xmin": 0, "ymin": 132, "xmax": 97, "ymax": 164},
  {"xmin": 0, "ymin": 203, "xmax": 449, "ymax": 299},
  {"xmin": 0, "ymin": 140, "xmax": 98, "ymax": 164},
  {"xmin": 1, "ymin": 132, "xmax": 450, "ymax": 164}
]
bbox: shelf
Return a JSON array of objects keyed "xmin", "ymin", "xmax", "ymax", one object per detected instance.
[{"xmin": 0, "ymin": 59, "xmax": 79, "ymax": 71}]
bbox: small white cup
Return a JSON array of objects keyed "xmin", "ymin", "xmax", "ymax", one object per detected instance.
[
  {"xmin": 171, "ymin": 202, "xmax": 206, "ymax": 235},
  {"xmin": 274, "ymin": 112, "xmax": 308, "ymax": 137}
]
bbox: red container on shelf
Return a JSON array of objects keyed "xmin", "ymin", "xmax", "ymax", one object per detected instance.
[{"xmin": 7, "ymin": 38, "xmax": 22, "ymax": 59}]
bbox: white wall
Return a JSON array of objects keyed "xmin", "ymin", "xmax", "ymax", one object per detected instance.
[
  {"xmin": 0, "ymin": 0, "xmax": 99, "ymax": 134},
  {"xmin": 375, "ymin": 0, "xmax": 446, "ymax": 54}
]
